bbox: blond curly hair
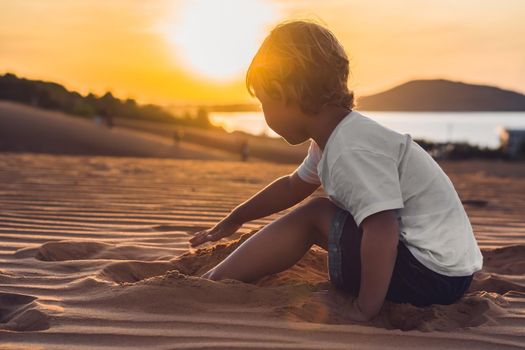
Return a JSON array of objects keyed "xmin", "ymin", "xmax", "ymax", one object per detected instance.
[{"xmin": 246, "ymin": 20, "xmax": 354, "ymax": 114}]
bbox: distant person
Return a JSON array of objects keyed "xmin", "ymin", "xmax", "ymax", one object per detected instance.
[
  {"xmin": 173, "ymin": 129, "xmax": 185, "ymax": 146},
  {"xmin": 240, "ymin": 139, "xmax": 249, "ymax": 161},
  {"xmin": 189, "ymin": 20, "xmax": 482, "ymax": 322},
  {"xmin": 93, "ymin": 114, "xmax": 104, "ymax": 126},
  {"xmin": 98, "ymin": 110, "xmax": 113, "ymax": 128},
  {"xmin": 105, "ymin": 114, "xmax": 114, "ymax": 128}
]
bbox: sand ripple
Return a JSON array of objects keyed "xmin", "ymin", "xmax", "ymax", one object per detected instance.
[{"xmin": 1, "ymin": 153, "xmax": 525, "ymax": 349}]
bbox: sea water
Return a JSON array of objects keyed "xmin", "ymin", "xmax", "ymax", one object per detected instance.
[{"xmin": 209, "ymin": 111, "xmax": 525, "ymax": 149}]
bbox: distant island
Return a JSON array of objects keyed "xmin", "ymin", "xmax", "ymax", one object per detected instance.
[
  {"xmin": 356, "ymin": 79, "xmax": 525, "ymax": 111},
  {"xmin": 190, "ymin": 79, "xmax": 525, "ymax": 112},
  {"xmin": 2, "ymin": 73, "xmax": 525, "ymax": 116},
  {"xmin": 1, "ymin": 73, "xmax": 522, "ymax": 160}
]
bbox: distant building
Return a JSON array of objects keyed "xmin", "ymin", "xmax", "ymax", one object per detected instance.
[{"xmin": 499, "ymin": 127, "xmax": 525, "ymax": 158}]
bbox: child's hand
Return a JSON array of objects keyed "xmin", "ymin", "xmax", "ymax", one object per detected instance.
[{"xmin": 189, "ymin": 217, "xmax": 242, "ymax": 248}]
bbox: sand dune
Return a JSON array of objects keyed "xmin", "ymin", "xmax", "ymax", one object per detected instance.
[
  {"xmin": 1, "ymin": 153, "xmax": 525, "ymax": 349},
  {"xmin": 0, "ymin": 101, "xmax": 239, "ymax": 161}
]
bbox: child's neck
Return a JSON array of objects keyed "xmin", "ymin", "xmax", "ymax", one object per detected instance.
[{"xmin": 307, "ymin": 106, "xmax": 352, "ymax": 151}]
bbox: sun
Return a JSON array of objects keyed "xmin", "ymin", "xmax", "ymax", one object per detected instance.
[{"xmin": 162, "ymin": 0, "xmax": 277, "ymax": 82}]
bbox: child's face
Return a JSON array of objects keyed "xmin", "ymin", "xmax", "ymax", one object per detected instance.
[{"xmin": 254, "ymin": 87, "xmax": 309, "ymax": 145}]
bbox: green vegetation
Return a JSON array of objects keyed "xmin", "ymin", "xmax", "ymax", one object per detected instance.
[{"xmin": 0, "ymin": 72, "xmax": 215, "ymax": 128}]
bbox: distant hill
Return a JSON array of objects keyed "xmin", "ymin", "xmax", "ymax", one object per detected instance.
[
  {"xmin": 357, "ymin": 79, "xmax": 525, "ymax": 111},
  {"xmin": 0, "ymin": 72, "xmax": 217, "ymax": 128}
]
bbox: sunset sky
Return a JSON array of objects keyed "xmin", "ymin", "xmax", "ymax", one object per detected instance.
[{"xmin": 1, "ymin": 0, "xmax": 524, "ymax": 106}]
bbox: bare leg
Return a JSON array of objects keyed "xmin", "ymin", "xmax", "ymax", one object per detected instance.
[{"xmin": 201, "ymin": 197, "xmax": 340, "ymax": 283}]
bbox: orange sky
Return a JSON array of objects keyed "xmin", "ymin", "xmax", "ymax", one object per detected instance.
[{"xmin": 1, "ymin": 0, "xmax": 524, "ymax": 106}]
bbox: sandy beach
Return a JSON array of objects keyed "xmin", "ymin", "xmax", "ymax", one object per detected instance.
[
  {"xmin": 2, "ymin": 0, "xmax": 525, "ymax": 346},
  {"xmin": 0, "ymin": 102, "xmax": 524, "ymax": 349},
  {"xmin": 0, "ymin": 150, "xmax": 524, "ymax": 349},
  {"xmin": 0, "ymin": 101, "xmax": 240, "ymax": 161}
]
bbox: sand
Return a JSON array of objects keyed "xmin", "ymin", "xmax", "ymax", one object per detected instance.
[
  {"xmin": 0, "ymin": 100, "xmax": 310, "ymax": 164},
  {"xmin": 0, "ymin": 101, "xmax": 239, "ymax": 161},
  {"xmin": 0, "ymin": 152, "xmax": 524, "ymax": 349},
  {"xmin": 113, "ymin": 116, "xmax": 310, "ymax": 164}
]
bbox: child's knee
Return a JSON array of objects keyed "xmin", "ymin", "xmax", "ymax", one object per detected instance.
[
  {"xmin": 301, "ymin": 197, "xmax": 340, "ymax": 248},
  {"xmin": 304, "ymin": 196, "xmax": 338, "ymax": 212}
]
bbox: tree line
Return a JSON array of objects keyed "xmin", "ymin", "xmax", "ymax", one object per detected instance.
[{"xmin": 0, "ymin": 73, "xmax": 214, "ymax": 129}]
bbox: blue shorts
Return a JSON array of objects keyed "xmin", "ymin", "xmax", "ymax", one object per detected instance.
[{"xmin": 327, "ymin": 207, "xmax": 473, "ymax": 307}]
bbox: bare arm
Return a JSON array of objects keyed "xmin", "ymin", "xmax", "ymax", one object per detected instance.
[
  {"xmin": 189, "ymin": 171, "xmax": 320, "ymax": 247},
  {"xmin": 350, "ymin": 209, "xmax": 400, "ymax": 321},
  {"xmin": 228, "ymin": 171, "xmax": 320, "ymax": 225}
]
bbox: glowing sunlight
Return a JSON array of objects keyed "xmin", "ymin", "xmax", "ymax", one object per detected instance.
[{"xmin": 161, "ymin": 0, "xmax": 277, "ymax": 82}]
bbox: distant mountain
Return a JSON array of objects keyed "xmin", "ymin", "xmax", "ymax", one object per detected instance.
[{"xmin": 357, "ymin": 79, "xmax": 525, "ymax": 111}]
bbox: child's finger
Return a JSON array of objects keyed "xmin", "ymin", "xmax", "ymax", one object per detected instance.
[
  {"xmin": 207, "ymin": 229, "xmax": 225, "ymax": 242},
  {"xmin": 190, "ymin": 236, "xmax": 207, "ymax": 247},
  {"xmin": 189, "ymin": 230, "xmax": 211, "ymax": 245},
  {"xmin": 189, "ymin": 233, "xmax": 203, "ymax": 244}
]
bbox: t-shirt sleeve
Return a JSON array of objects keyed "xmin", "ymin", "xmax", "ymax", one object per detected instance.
[
  {"xmin": 294, "ymin": 140, "xmax": 322, "ymax": 185},
  {"xmin": 331, "ymin": 148, "xmax": 404, "ymax": 227}
]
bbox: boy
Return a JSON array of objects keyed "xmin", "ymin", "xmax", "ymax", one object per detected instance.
[{"xmin": 189, "ymin": 20, "xmax": 483, "ymax": 322}]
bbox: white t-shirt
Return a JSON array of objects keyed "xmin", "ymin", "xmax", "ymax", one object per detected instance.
[{"xmin": 295, "ymin": 110, "xmax": 483, "ymax": 277}]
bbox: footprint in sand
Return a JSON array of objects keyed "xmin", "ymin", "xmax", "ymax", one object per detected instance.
[{"xmin": 0, "ymin": 292, "xmax": 50, "ymax": 331}]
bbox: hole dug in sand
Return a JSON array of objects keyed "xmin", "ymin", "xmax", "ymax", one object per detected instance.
[{"xmin": 0, "ymin": 292, "xmax": 50, "ymax": 331}]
